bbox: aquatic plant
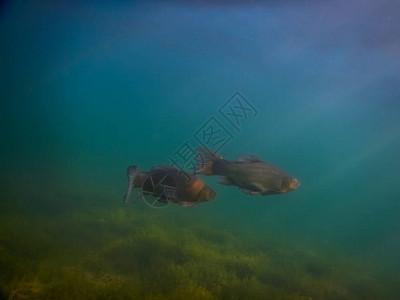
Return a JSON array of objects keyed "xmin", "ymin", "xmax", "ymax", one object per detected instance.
[{"xmin": 0, "ymin": 203, "xmax": 397, "ymax": 299}]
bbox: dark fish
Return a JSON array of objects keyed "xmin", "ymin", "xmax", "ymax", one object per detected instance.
[
  {"xmin": 195, "ymin": 148, "xmax": 300, "ymax": 196},
  {"xmin": 124, "ymin": 165, "xmax": 216, "ymax": 207}
]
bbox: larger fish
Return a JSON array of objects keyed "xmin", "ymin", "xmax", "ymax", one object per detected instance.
[
  {"xmin": 124, "ymin": 165, "xmax": 216, "ymax": 207},
  {"xmin": 195, "ymin": 148, "xmax": 300, "ymax": 196}
]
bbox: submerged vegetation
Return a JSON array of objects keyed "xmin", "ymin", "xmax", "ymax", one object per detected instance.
[{"xmin": 0, "ymin": 197, "xmax": 397, "ymax": 300}]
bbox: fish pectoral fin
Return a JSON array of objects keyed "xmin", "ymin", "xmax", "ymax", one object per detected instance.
[
  {"xmin": 218, "ymin": 177, "xmax": 233, "ymax": 186},
  {"xmin": 240, "ymin": 188, "xmax": 262, "ymax": 195},
  {"xmin": 179, "ymin": 202, "xmax": 198, "ymax": 208}
]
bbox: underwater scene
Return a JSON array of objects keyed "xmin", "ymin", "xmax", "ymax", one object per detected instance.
[{"xmin": 1, "ymin": 1, "xmax": 399, "ymax": 299}]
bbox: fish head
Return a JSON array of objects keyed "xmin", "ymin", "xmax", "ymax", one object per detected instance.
[
  {"xmin": 281, "ymin": 177, "xmax": 300, "ymax": 193},
  {"xmin": 196, "ymin": 185, "xmax": 216, "ymax": 202},
  {"xmin": 186, "ymin": 176, "xmax": 216, "ymax": 203}
]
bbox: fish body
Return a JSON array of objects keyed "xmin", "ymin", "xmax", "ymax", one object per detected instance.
[
  {"xmin": 124, "ymin": 165, "xmax": 216, "ymax": 207},
  {"xmin": 195, "ymin": 148, "xmax": 300, "ymax": 196}
]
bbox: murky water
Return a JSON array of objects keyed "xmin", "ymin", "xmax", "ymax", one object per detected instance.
[{"xmin": 1, "ymin": 1, "xmax": 399, "ymax": 299}]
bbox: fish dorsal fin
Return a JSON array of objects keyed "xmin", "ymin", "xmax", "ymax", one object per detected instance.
[{"xmin": 237, "ymin": 154, "xmax": 263, "ymax": 163}]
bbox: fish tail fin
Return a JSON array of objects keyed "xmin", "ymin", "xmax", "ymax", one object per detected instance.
[
  {"xmin": 195, "ymin": 147, "xmax": 223, "ymax": 176},
  {"xmin": 124, "ymin": 165, "xmax": 141, "ymax": 204}
]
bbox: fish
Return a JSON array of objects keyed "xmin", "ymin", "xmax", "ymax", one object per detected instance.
[
  {"xmin": 124, "ymin": 165, "xmax": 216, "ymax": 207},
  {"xmin": 195, "ymin": 148, "xmax": 300, "ymax": 196}
]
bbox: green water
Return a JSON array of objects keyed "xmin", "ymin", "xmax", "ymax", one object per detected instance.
[{"xmin": 1, "ymin": 1, "xmax": 399, "ymax": 299}]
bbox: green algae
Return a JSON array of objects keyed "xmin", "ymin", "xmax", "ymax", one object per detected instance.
[{"xmin": 0, "ymin": 206, "xmax": 398, "ymax": 300}]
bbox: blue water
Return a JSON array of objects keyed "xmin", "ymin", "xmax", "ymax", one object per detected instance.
[{"xmin": 1, "ymin": 1, "xmax": 399, "ymax": 299}]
